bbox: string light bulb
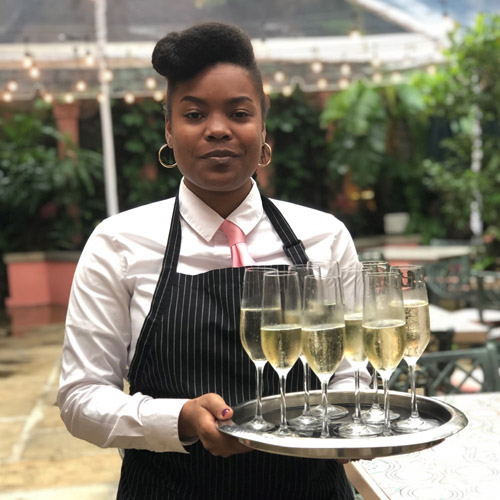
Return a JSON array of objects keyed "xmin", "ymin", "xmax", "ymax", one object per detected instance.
[
  {"xmin": 145, "ymin": 77, "xmax": 157, "ymax": 89},
  {"xmin": 2, "ymin": 91, "xmax": 13, "ymax": 102},
  {"xmin": 29, "ymin": 66, "xmax": 40, "ymax": 79},
  {"xmin": 316, "ymin": 77, "xmax": 328, "ymax": 90},
  {"xmin": 338, "ymin": 77, "xmax": 350, "ymax": 90},
  {"xmin": 64, "ymin": 93, "xmax": 75, "ymax": 104},
  {"xmin": 153, "ymin": 90, "xmax": 164, "ymax": 102},
  {"xmin": 263, "ymin": 82, "xmax": 273, "ymax": 95},
  {"xmin": 100, "ymin": 68, "xmax": 114, "ymax": 82},
  {"xmin": 371, "ymin": 54, "xmax": 381, "ymax": 68},
  {"xmin": 97, "ymin": 92, "xmax": 105, "ymax": 103},
  {"xmin": 273, "ymin": 70, "xmax": 286, "ymax": 83},
  {"xmin": 7, "ymin": 80, "xmax": 18, "ymax": 92},
  {"xmin": 349, "ymin": 28, "xmax": 361, "ymax": 39},
  {"xmin": 43, "ymin": 92, "xmax": 53, "ymax": 104},
  {"xmin": 124, "ymin": 92, "xmax": 135, "ymax": 104},
  {"xmin": 75, "ymin": 80, "xmax": 87, "ymax": 92},
  {"xmin": 391, "ymin": 71, "xmax": 402, "ymax": 83},
  {"xmin": 84, "ymin": 50, "xmax": 95, "ymax": 66},
  {"xmin": 22, "ymin": 52, "xmax": 34, "ymax": 68},
  {"xmin": 372, "ymin": 71, "xmax": 383, "ymax": 83},
  {"xmin": 340, "ymin": 63, "xmax": 352, "ymax": 77},
  {"xmin": 310, "ymin": 61, "xmax": 323, "ymax": 74},
  {"xmin": 281, "ymin": 84, "xmax": 293, "ymax": 97}
]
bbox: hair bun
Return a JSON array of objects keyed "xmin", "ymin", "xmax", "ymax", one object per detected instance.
[{"xmin": 152, "ymin": 22, "xmax": 256, "ymax": 81}]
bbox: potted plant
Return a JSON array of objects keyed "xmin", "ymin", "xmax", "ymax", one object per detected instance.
[{"xmin": 0, "ymin": 100, "xmax": 105, "ymax": 314}]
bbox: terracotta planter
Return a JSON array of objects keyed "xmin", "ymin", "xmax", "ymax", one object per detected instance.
[{"xmin": 3, "ymin": 251, "xmax": 80, "ymax": 308}]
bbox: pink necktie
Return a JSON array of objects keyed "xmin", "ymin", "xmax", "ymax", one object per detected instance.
[{"xmin": 220, "ymin": 220, "xmax": 256, "ymax": 267}]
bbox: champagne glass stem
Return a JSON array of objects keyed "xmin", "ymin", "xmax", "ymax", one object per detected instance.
[
  {"xmin": 255, "ymin": 363, "xmax": 265, "ymax": 420},
  {"xmin": 353, "ymin": 368, "xmax": 361, "ymax": 423},
  {"xmin": 408, "ymin": 363, "xmax": 419, "ymax": 418},
  {"xmin": 321, "ymin": 379, "xmax": 329, "ymax": 438},
  {"xmin": 372, "ymin": 371, "xmax": 380, "ymax": 409},
  {"xmin": 279, "ymin": 374, "xmax": 288, "ymax": 433},
  {"xmin": 302, "ymin": 360, "xmax": 311, "ymax": 413},
  {"xmin": 382, "ymin": 377, "xmax": 391, "ymax": 435}
]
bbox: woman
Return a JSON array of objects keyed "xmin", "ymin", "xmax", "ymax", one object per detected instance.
[{"xmin": 58, "ymin": 22, "xmax": 365, "ymax": 499}]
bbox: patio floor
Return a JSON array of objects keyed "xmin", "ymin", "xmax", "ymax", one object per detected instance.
[{"xmin": 0, "ymin": 318, "xmax": 121, "ymax": 500}]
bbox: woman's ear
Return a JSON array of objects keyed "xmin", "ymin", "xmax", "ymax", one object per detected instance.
[{"xmin": 165, "ymin": 119, "xmax": 172, "ymax": 147}]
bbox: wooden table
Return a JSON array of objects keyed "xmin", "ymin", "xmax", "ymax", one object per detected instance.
[{"xmin": 345, "ymin": 392, "xmax": 500, "ymax": 500}]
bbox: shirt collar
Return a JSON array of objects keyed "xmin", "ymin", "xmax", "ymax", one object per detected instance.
[{"xmin": 179, "ymin": 178, "xmax": 264, "ymax": 242}]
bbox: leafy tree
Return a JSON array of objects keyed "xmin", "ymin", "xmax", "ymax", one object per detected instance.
[{"xmin": 420, "ymin": 14, "xmax": 500, "ymax": 268}]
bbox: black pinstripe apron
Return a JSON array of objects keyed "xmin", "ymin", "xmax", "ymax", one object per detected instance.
[{"xmin": 117, "ymin": 195, "xmax": 353, "ymax": 500}]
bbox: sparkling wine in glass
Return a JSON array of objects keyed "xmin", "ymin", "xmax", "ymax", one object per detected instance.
[
  {"xmin": 337, "ymin": 264, "xmax": 381, "ymax": 438},
  {"xmin": 288, "ymin": 263, "xmax": 323, "ymax": 432},
  {"xmin": 239, "ymin": 267, "xmax": 277, "ymax": 432},
  {"xmin": 301, "ymin": 273, "xmax": 345, "ymax": 438},
  {"xmin": 391, "ymin": 265, "xmax": 440, "ymax": 433},
  {"xmin": 308, "ymin": 260, "xmax": 349, "ymax": 421},
  {"xmin": 261, "ymin": 270, "xmax": 302, "ymax": 437},
  {"xmin": 363, "ymin": 271, "xmax": 407, "ymax": 435},
  {"xmin": 360, "ymin": 260, "xmax": 399, "ymax": 425}
]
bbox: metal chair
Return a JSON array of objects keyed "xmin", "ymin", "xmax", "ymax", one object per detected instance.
[
  {"xmin": 471, "ymin": 270, "xmax": 500, "ymax": 327},
  {"xmin": 424, "ymin": 256, "xmax": 474, "ymax": 307},
  {"xmin": 389, "ymin": 341, "xmax": 500, "ymax": 396}
]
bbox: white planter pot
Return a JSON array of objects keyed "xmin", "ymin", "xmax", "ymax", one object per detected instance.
[{"xmin": 383, "ymin": 212, "xmax": 410, "ymax": 235}]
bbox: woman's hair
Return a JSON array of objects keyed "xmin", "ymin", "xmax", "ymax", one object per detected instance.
[{"xmin": 152, "ymin": 22, "xmax": 268, "ymax": 118}]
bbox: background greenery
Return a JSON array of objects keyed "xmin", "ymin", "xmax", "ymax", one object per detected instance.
[{"xmin": 2, "ymin": 12, "xmax": 500, "ymax": 308}]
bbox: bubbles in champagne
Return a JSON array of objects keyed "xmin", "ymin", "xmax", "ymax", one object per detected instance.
[
  {"xmin": 301, "ymin": 324, "xmax": 345, "ymax": 379},
  {"xmin": 344, "ymin": 313, "xmax": 366, "ymax": 365},
  {"xmin": 403, "ymin": 299, "xmax": 431, "ymax": 361},
  {"xmin": 240, "ymin": 308, "xmax": 266, "ymax": 362},
  {"xmin": 261, "ymin": 324, "xmax": 302, "ymax": 373},
  {"xmin": 363, "ymin": 320, "xmax": 406, "ymax": 378}
]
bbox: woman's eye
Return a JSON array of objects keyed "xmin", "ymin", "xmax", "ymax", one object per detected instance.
[
  {"xmin": 233, "ymin": 110, "xmax": 250, "ymax": 119},
  {"xmin": 185, "ymin": 111, "xmax": 203, "ymax": 120}
]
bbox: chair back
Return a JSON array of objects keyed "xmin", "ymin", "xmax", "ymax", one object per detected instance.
[
  {"xmin": 389, "ymin": 341, "xmax": 500, "ymax": 396},
  {"xmin": 424, "ymin": 256, "xmax": 473, "ymax": 305},
  {"xmin": 471, "ymin": 270, "xmax": 500, "ymax": 325}
]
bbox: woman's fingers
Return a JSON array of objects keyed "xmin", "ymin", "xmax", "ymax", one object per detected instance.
[{"xmin": 179, "ymin": 394, "xmax": 251, "ymax": 457}]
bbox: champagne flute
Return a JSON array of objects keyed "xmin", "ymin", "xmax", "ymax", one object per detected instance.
[
  {"xmin": 239, "ymin": 267, "xmax": 277, "ymax": 432},
  {"xmin": 337, "ymin": 264, "xmax": 382, "ymax": 437},
  {"xmin": 308, "ymin": 260, "xmax": 349, "ymax": 420},
  {"xmin": 363, "ymin": 271, "xmax": 407, "ymax": 435},
  {"xmin": 360, "ymin": 261, "xmax": 399, "ymax": 425},
  {"xmin": 261, "ymin": 270, "xmax": 302, "ymax": 437},
  {"xmin": 391, "ymin": 265, "xmax": 440, "ymax": 433},
  {"xmin": 288, "ymin": 263, "xmax": 323, "ymax": 432},
  {"xmin": 301, "ymin": 273, "xmax": 345, "ymax": 438}
]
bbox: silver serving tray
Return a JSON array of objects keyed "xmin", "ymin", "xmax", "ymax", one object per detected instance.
[{"xmin": 218, "ymin": 390, "xmax": 467, "ymax": 459}]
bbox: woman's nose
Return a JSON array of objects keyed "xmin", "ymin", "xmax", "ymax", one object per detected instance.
[{"xmin": 205, "ymin": 113, "xmax": 231, "ymax": 140}]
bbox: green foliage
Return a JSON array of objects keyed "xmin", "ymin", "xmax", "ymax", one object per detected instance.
[
  {"xmin": 0, "ymin": 101, "xmax": 105, "ymax": 253},
  {"xmin": 266, "ymin": 87, "xmax": 330, "ymax": 210},
  {"xmin": 321, "ymin": 78, "xmax": 436, "ymax": 237},
  {"xmin": 421, "ymin": 14, "xmax": 500, "ymax": 265},
  {"xmin": 112, "ymin": 99, "xmax": 181, "ymax": 210}
]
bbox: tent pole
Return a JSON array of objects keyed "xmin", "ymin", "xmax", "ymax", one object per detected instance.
[{"xmin": 94, "ymin": 0, "xmax": 119, "ymax": 216}]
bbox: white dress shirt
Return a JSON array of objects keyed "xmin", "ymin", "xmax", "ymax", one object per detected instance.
[{"xmin": 57, "ymin": 179, "xmax": 367, "ymax": 453}]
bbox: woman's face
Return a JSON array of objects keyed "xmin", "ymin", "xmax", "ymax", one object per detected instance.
[{"xmin": 166, "ymin": 63, "xmax": 265, "ymax": 202}]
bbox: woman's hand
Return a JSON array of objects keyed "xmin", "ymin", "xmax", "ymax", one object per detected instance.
[{"xmin": 179, "ymin": 393, "xmax": 252, "ymax": 457}]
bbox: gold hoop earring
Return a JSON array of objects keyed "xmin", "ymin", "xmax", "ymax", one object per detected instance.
[
  {"xmin": 158, "ymin": 144, "xmax": 177, "ymax": 168},
  {"xmin": 258, "ymin": 142, "xmax": 272, "ymax": 167}
]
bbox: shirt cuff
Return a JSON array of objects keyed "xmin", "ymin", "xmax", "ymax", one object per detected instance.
[{"xmin": 140, "ymin": 397, "xmax": 191, "ymax": 453}]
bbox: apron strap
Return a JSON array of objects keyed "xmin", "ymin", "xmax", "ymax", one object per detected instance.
[{"xmin": 261, "ymin": 195, "xmax": 309, "ymax": 265}]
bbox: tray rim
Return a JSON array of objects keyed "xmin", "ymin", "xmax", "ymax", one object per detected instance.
[{"xmin": 218, "ymin": 390, "xmax": 468, "ymax": 459}]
